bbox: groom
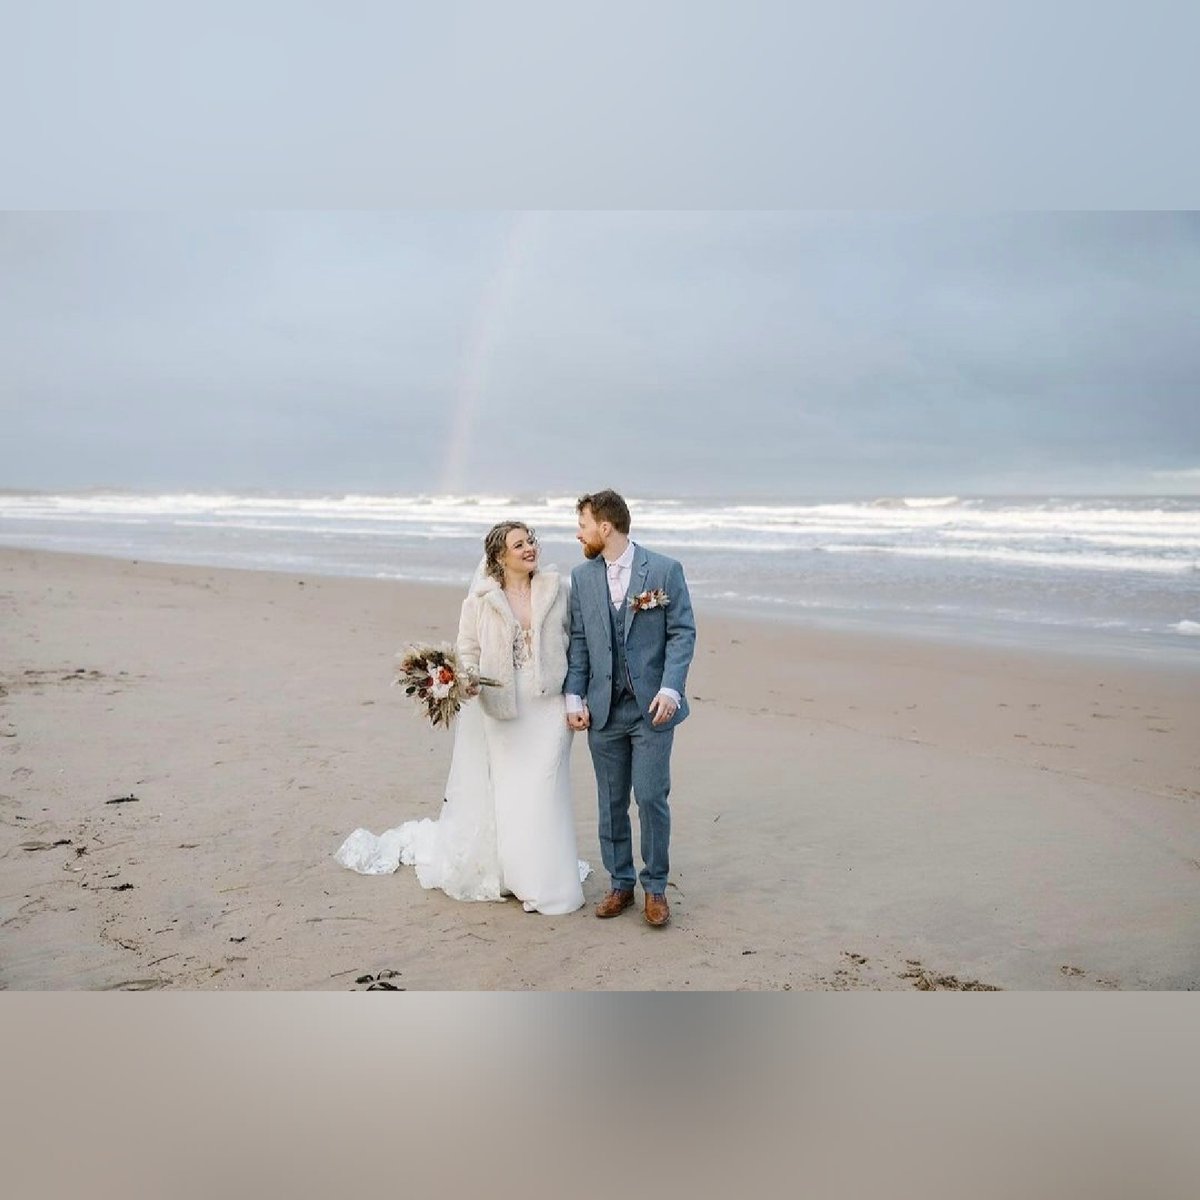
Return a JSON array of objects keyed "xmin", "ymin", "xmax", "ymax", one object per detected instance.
[{"xmin": 564, "ymin": 490, "xmax": 696, "ymax": 927}]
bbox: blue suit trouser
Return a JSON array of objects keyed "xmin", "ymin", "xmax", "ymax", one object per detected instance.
[{"xmin": 587, "ymin": 689, "xmax": 673, "ymax": 895}]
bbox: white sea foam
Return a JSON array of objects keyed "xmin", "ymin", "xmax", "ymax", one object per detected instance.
[
  {"xmin": 4, "ymin": 492, "xmax": 1198, "ymax": 538},
  {"xmin": 4, "ymin": 492, "xmax": 1200, "ymax": 657},
  {"xmin": 819, "ymin": 543, "xmax": 1196, "ymax": 574},
  {"xmin": 4, "ymin": 493, "xmax": 1199, "ymax": 566},
  {"xmin": 867, "ymin": 495, "xmax": 962, "ymax": 509},
  {"xmin": 937, "ymin": 528, "xmax": 1200, "ymax": 551},
  {"xmin": 170, "ymin": 520, "xmax": 477, "ymax": 540}
]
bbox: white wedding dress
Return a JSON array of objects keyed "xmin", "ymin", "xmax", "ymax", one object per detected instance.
[{"xmin": 336, "ymin": 571, "xmax": 588, "ymax": 916}]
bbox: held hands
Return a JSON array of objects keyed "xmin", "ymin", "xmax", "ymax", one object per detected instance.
[{"xmin": 567, "ymin": 707, "xmax": 591, "ymax": 731}]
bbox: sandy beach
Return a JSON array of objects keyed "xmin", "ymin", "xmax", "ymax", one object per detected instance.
[{"xmin": 1, "ymin": 546, "xmax": 1197, "ymax": 990}]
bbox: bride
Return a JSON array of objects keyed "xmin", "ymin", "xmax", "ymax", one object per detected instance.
[{"xmin": 335, "ymin": 521, "xmax": 588, "ymax": 915}]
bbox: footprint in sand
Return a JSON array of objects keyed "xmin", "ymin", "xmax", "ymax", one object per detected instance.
[{"xmin": 900, "ymin": 958, "xmax": 1001, "ymax": 991}]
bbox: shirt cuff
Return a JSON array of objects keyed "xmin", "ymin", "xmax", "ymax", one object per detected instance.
[
  {"xmin": 657, "ymin": 687, "xmax": 681, "ymax": 707},
  {"xmin": 564, "ymin": 693, "xmax": 585, "ymax": 714}
]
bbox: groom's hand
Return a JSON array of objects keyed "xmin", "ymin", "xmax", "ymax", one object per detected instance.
[
  {"xmin": 648, "ymin": 693, "xmax": 677, "ymax": 727},
  {"xmin": 567, "ymin": 710, "xmax": 590, "ymax": 731}
]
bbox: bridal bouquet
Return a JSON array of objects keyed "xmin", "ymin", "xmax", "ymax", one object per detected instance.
[{"xmin": 394, "ymin": 643, "xmax": 498, "ymax": 729}]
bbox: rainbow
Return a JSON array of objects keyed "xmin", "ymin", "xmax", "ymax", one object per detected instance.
[{"xmin": 438, "ymin": 211, "xmax": 540, "ymax": 495}]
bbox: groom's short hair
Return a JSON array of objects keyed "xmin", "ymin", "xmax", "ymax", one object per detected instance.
[{"xmin": 577, "ymin": 490, "xmax": 631, "ymax": 534}]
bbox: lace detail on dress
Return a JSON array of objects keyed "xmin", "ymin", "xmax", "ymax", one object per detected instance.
[{"xmin": 513, "ymin": 625, "xmax": 534, "ymax": 670}]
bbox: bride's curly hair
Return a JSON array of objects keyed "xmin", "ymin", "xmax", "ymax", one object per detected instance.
[{"xmin": 483, "ymin": 521, "xmax": 538, "ymax": 584}]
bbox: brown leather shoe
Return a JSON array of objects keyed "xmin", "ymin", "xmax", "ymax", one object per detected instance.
[
  {"xmin": 644, "ymin": 892, "xmax": 670, "ymax": 927},
  {"xmin": 595, "ymin": 888, "xmax": 635, "ymax": 918}
]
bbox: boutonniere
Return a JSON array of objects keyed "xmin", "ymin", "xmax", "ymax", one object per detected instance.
[{"xmin": 628, "ymin": 588, "xmax": 670, "ymax": 612}]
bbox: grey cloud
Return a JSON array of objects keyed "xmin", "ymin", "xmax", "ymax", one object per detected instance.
[{"xmin": 2, "ymin": 212, "xmax": 1197, "ymax": 496}]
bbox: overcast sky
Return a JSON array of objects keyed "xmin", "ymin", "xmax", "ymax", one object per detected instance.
[{"xmin": 2, "ymin": 211, "xmax": 1197, "ymax": 497}]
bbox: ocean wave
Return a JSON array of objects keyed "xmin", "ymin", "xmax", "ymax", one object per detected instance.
[
  {"xmin": 169, "ymin": 520, "xmax": 478, "ymax": 540},
  {"xmin": 870, "ymin": 495, "xmax": 962, "ymax": 509},
  {"xmin": 904, "ymin": 496, "xmax": 961, "ymax": 508},
  {"xmin": 696, "ymin": 590, "xmax": 827, "ymax": 608},
  {"xmin": 1173, "ymin": 620, "xmax": 1200, "ymax": 636},
  {"xmin": 3, "ymin": 491, "xmax": 1198, "ymax": 532},
  {"xmin": 3, "ymin": 494, "xmax": 1200, "ymax": 572},
  {"xmin": 0, "ymin": 512, "xmax": 154, "ymax": 525},
  {"xmin": 936, "ymin": 528, "xmax": 1200, "ymax": 551},
  {"xmin": 818, "ymin": 543, "xmax": 1197, "ymax": 574}
]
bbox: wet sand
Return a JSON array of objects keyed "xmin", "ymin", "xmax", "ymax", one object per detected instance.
[{"xmin": 2, "ymin": 546, "xmax": 1198, "ymax": 990}]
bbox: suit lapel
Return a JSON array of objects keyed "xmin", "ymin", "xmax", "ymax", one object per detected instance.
[
  {"xmin": 623, "ymin": 545, "xmax": 649, "ymax": 641},
  {"xmin": 590, "ymin": 558, "xmax": 611, "ymax": 647}
]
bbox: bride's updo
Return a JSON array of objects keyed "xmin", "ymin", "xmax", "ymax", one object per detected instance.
[{"xmin": 483, "ymin": 521, "xmax": 537, "ymax": 584}]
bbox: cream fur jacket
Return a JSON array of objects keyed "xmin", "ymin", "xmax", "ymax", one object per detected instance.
[{"xmin": 456, "ymin": 570, "xmax": 570, "ymax": 721}]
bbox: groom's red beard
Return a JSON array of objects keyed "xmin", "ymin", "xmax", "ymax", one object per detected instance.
[{"xmin": 579, "ymin": 535, "xmax": 605, "ymax": 559}]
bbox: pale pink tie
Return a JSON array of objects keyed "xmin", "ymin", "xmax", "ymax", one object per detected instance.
[{"xmin": 608, "ymin": 562, "xmax": 623, "ymax": 606}]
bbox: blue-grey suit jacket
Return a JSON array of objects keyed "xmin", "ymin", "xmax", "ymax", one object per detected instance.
[{"xmin": 564, "ymin": 544, "xmax": 697, "ymax": 732}]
